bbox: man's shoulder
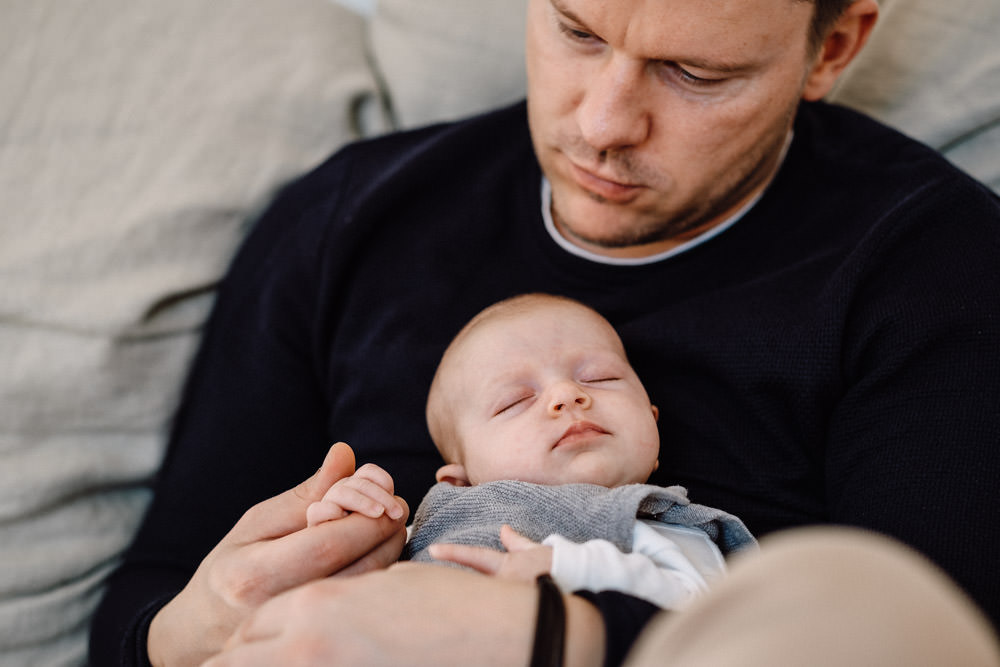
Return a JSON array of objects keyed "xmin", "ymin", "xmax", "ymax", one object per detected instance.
[
  {"xmin": 323, "ymin": 101, "xmax": 532, "ymax": 182},
  {"xmin": 248, "ymin": 101, "xmax": 535, "ymax": 250},
  {"xmin": 794, "ymin": 101, "xmax": 991, "ymax": 190},
  {"xmin": 795, "ymin": 101, "xmax": 942, "ymax": 167},
  {"xmin": 786, "ymin": 101, "xmax": 998, "ymax": 217}
]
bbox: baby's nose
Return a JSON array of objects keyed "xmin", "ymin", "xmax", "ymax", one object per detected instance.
[{"xmin": 547, "ymin": 383, "xmax": 593, "ymax": 416}]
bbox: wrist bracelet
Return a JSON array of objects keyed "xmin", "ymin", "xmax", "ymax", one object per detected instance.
[{"xmin": 530, "ymin": 574, "xmax": 566, "ymax": 667}]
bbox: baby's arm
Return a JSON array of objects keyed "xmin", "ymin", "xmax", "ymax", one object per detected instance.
[
  {"xmin": 306, "ymin": 463, "xmax": 405, "ymax": 526},
  {"xmin": 432, "ymin": 523, "xmax": 715, "ymax": 610},
  {"xmin": 545, "ymin": 523, "xmax": 712, "ymax": 610},
  {"xmin": 428, "ymin": 525, "xmax": 554, "ymax": 581}
]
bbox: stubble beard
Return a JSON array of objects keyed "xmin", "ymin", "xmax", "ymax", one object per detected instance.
[{"xmin": 550, "ymin": 104, "xmax": 797, "ymax": 251}]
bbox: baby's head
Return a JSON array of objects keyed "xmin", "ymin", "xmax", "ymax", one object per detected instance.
[{"xmin": 426, "ymin": 293, "xmax": 659, "ymax": 488}]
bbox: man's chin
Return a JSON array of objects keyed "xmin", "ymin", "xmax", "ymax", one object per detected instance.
[{"xmin": 555, "ymin": 205, "xmax": 662, "ymax": 250}]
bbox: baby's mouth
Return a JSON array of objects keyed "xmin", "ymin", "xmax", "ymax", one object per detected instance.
[{"xmin": 553, "ymin": 421, "xmax": 610, "ymax": 449}]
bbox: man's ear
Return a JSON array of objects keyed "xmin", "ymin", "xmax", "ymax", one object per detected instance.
[
  {"xmin": 435, "ymin": 463, "xmax": 472, "ymax": 486},
  {"xmin": 802, "ymin": 0, "xmax": 879, "ymax": 101}
]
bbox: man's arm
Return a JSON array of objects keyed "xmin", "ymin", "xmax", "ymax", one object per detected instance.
[
  {"xmin": 146, "ymin": 443, "xmax": 408, "ymax": 667},
  {"xmin": 824, "ymin": 175, "xmax": 1000, "ymax": 626},
  {"xmin": 202, "ymin": 563, "xmax": 607, "ymax": 667}
]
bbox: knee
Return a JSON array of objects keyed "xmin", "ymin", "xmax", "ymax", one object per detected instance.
[{"xmin": 626, "ymin": 527, "xmax": 1000, "ymax": 667}]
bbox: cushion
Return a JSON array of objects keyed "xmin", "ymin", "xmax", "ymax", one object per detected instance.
[
  {"xmin": 0, "ymin": 0, "xmax": 377, "ymax": 663},
  {"xmin": 828, "ymin": 0, "xmax": 1000, "ymax": 192},
  {"xmin": 366, "ymin": 0, "xmax": 529, "ymax": 129}
]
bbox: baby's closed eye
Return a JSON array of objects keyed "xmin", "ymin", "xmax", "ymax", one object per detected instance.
[{"xmin": 492, "ymin": 390, "xmax": 535, "ymax": 416}]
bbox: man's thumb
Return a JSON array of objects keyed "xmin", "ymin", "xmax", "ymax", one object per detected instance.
[
  {"xmin": 300, "ymin": 442, "xmax": 357, "ymax": 501},
  {"xmin": 229, "ymin": 443, "xmax": 358, "ymax": 542}
]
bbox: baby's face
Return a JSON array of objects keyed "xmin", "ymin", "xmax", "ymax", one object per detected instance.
[{"xmin": 446, "ymin": 302, "xmax": 660, "ymax": 487}]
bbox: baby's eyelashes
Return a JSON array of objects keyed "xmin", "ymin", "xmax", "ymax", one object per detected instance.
[{"xmin": 493, "ymin": 394, "xmax": 533, "ymax": 416}]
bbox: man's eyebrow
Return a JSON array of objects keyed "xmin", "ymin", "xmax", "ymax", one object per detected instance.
[
  {"xmin": 548, "ymin": 0, "xmax": 756, "ymax": 75},
  {"xmin": 549, "ymin": 0, "xmax": 589, "ymax": 28}
]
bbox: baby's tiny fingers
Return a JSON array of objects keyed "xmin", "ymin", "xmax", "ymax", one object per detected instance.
[
  {"xmin": 337, "ymin": 475, "xmax": 404, "ymax": 520},
  {"xmin": 306, "ymin": 500, "xmax": 347, "ymax": 526},
  {"xmin": 428, "ymin": 543, "xmax": 505, "ymax": 575},
  {"xmin": 353, "ymin": 463, "xmax": 396, "ymax": 495},
  {"xmin": 499, "ymin": 525, "xmax": 540, "ymax": 552},
  {"xmin": 325, "ymin": 481, "xmax": 402, "ymax": 520}
]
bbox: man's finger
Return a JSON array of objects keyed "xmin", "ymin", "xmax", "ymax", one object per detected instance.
[
  {"xmin": 298, "ymin": 442, "xmax": 357, "ymax": 502},
  {"xmin": 230, "ymin": 442, "xmax": 356, "ymax": 542},
  {"xmin": 220, "ymin": 584, "xmax": 299, "ymax": 652},
  {"xmin": 334, "ymin": 519, "xmax": 410, "ymax": 577},
  {"xmin": 202, "ymin": 639, "xmax": 284, "ymax": 667},
  {"xmin": 202, "ymin": 607, "xmax": 283, "ymax": 666},
  {"xmin": 428, "ymin": 543, "xmax": 505, "ymax": 574},
  {"xmin": 256, "ymin": 510, "xmax": 408, "ymax": 594}
]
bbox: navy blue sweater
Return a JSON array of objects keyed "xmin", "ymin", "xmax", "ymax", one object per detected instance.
[{"xmin": 92, "ymin": 101, "xmax": 1000, "ymax": 664}]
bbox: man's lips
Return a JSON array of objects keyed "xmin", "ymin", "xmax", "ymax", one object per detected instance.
[
  {"xmin": 568, "ymin": 162, "xmax": 643, "ymax": 203},
  {"xmin": 553, "ymin": 421, "xmax": 611, "ymax": 449}
]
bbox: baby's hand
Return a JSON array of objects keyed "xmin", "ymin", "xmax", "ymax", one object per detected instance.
[
  {"xmin": 428, "ymin": 525, "xmax": 553, "ymax": 582},
  {"xmin": 306, "ymin": 463, "xmax": 405, "ymax": 526}
]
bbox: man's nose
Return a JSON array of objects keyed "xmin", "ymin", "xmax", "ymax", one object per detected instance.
[
  {"xmin": 547, "ymin": 382, "xmax": 593, "ymax": 416},
  {"xmin": 575, "ymin": 56, "xmax": 651, "ymax": 153}
]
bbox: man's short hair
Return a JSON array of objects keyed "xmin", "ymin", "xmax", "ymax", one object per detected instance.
[{"xmin": 808, "ymin": 0, "xmax": 855, "ymax": 51}]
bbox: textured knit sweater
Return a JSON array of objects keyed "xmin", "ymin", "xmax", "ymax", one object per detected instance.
[
  {"xmin": 91, "ymin": 101, "xmax": 1000, "ymax": 665},
  {"xmin": 403, "ymin": 481, "xmax": 757, "ymax": 563}
]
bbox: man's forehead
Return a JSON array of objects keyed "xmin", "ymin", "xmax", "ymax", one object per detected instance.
[
  {"xmin": 545, "ymin": 0, "xmax": 812, "ymax": 63},
  {"xmin": 549, "ymin": 0, "xmax": 806, "ymax": 19}
]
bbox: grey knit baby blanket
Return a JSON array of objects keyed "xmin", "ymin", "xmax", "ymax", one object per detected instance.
[{"xmin": 403, "ymin": 481, "xmax": 757, "ymax": 562}]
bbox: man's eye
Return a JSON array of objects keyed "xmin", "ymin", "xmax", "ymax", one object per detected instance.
[
  {"xmin": 661, "ymin": 62, "xmax": 725, "ymax": 88},
  {"xmin": 558, "ymin": 21, "xmax": 597, "ymax": 43}
]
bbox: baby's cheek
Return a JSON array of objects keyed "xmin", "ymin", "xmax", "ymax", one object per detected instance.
[{"xmin": 471, "ymin": 449, "xmax": 529, "ymax": 485}]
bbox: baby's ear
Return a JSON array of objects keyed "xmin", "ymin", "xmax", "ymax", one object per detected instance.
[
  {"xmin": 651, "ymin": 405, "xmax": 660, "ymax": 422},
  {"xmin": 435, "ymin": 463, "xmax": 472, "ymax": 486}
]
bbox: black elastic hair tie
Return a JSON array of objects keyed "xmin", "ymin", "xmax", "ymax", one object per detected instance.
[{"xmin": 530, "ymin": 574, "xmax": 566, "ymax": 667}]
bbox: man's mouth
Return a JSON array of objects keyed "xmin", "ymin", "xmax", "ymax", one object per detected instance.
[
  {"xmin": 568, "ymin": 162, "xmax": 643, "ymax": 204},
  {"xmin": 554, "ymin": 421, "xmax": 611, "ymax": 449}
]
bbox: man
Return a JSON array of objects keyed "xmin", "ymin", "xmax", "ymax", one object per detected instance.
[{"xmin": 91, "ymin": 0, "xmax": 1000, "ymax": 664}]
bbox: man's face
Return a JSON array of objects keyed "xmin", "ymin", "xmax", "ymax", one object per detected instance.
[
  {"xmin": 526, "ymin": 0, "xmax": 817, "ymax": 258},
  {"xmin": 447, "ymin": 303, "xmax": 660, "ymax": 488}
]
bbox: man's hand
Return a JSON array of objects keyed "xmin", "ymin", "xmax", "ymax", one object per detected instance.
[
  {"xmin": 429, "ymin": 525, "xmax": 554, "ymax": 582},
  {"xmin": 202, "ymin": 562, "xmax": 604, "ymax": 667},
  {"xmin": 306, "ymin": 462, "xmax": 405, "ymax": 526},
  {"xmin": 147, "ymin": 443, "xmax": 409, "ymax": 667}
]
